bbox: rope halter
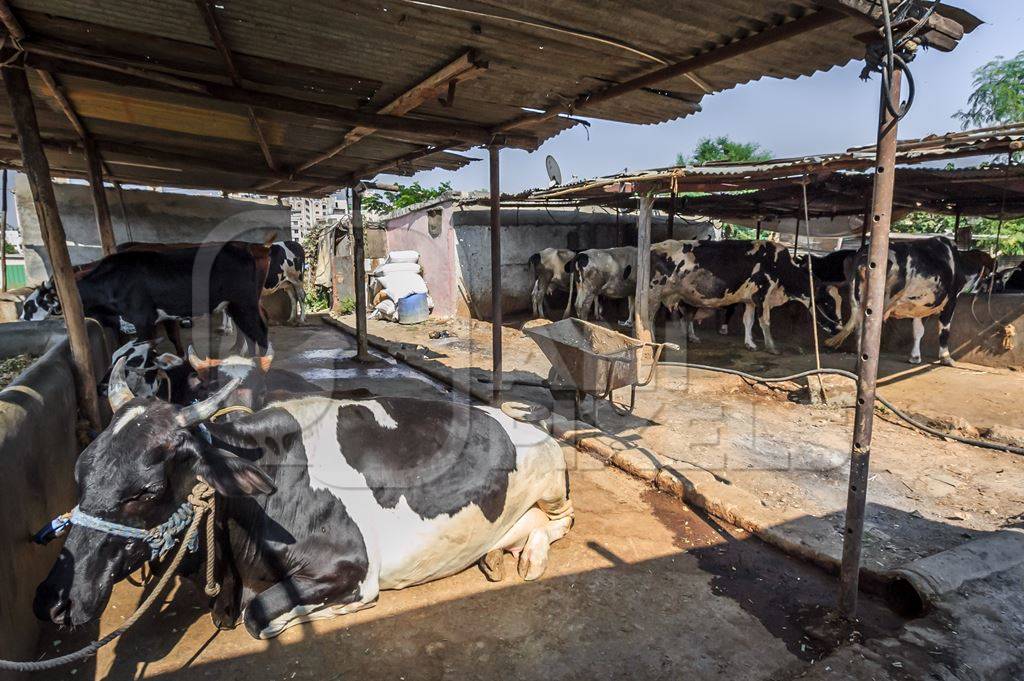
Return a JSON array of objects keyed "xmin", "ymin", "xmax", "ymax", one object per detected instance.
[{"xmin": 34, "ymin": 481, "xmax": 217, "ymax": 563}]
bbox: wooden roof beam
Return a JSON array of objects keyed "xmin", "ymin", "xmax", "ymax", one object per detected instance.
[
  {"xmin": 259, "ymin": 50, "xmax": 488, "ymax": 191},
  {"xmin": 192, "ymin": 0, "xmax": 277, "ymax": 172},
  {"xmin": 8, "ymin": 40, "xmax": 526, "ymax": 146}
]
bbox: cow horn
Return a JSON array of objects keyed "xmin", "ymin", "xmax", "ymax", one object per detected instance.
[
  {"xmin": 175, "ymin": 377, "xmax": 243, "ymax": 427},
  {"xmin": 258, "ymin": 341, "xmax": 273, "ymax": 374},
  {"xmin": 107, "ymin": 356, "xmax": 135, "ymax": 412},
  {"xmin": 187, "ymin": 345, "xmax": 217, "ymax": 374}
]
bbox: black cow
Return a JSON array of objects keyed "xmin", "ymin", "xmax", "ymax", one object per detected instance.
[
  {"xmin": 21, "ymin": 243, "xmax": 269, "ymax": 354},
  {"xmin": 821, "ymin": 238, "xmax": 994, "ymax": 365},
  {"xmin": 34, "ymin": 359, "xmax": 573, "ymax": 639},
  {"xmin": 648, "ymin": 240, "xmax": 814, "ymax": 353}
]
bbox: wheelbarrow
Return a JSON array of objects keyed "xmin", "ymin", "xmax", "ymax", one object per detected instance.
[{"xmin": 523, "ymin": 318, "xmax": 677, "ymax": 424}]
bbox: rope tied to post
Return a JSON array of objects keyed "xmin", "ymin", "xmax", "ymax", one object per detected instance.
[{"xmin": 1, "ymin": 480, "xmax": 220, "ymax": 672}]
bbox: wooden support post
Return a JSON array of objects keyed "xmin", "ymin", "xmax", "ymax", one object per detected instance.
[
  {"xmin": 667, "ymin": 189, "xmax": 676, "ymax": 239},
  {"xmin": 3, "ymin": 64, "xmax": 102, "ymax": 429},
  {"xmin": 838, "ymin": 68, "xmax": 903, "ymax": 617},
  {"xmin": 489, "ymin": 145, "xmax": 503, "ymax": 402},
  {"xmin": 634, "ymin": 196, "xmax": 654, "ymax": 344},
  {"xmin": 350, "ymin": 186, "xmax": 371, "ymax": 362},
  {"xmin": 1, "ymin": 168, "xmax": 7, "ymax": 292},
  {"xmin": 84, "ymin": 138, "xmax": 116, "ymax": 256}
]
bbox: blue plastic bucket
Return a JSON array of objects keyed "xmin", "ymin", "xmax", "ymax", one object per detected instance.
[{"xmin": 397, "ymin": 292, "xmax": 430, "ymax": 324}]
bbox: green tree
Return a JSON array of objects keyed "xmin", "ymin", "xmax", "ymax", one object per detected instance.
[
  {"xmin": 955, "ymin": 50, "xmax": 1024, "ymax": 129},
  {"xmin": 894, "ymin": 212, "xmax": 1024, "ymax": 255},
  {"xmin": 362, "ymin": 181, "xmax": 452, "ymax": 214},
  {"xmin": 676, "ymin": 136, "xmax": 773, "ymax": 166}
]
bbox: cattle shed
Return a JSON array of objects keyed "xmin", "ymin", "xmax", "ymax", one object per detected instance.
[
  {"xmin": 379, "ymin": 193, "xmax": 714, "ymax": 318},
  {"xmin": 0, "ymin": 0, "xmax": 985, "ymax": 675}
]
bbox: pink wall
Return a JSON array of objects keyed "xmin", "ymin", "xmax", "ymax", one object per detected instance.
[{"xmin": 384, "ymin": 204, "xmax": 459, "ymax": 317}]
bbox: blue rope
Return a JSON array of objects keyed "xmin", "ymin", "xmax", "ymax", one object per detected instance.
[{"xmin": 35, "ymin": 501, "xmax": 197, "ymax": 561}]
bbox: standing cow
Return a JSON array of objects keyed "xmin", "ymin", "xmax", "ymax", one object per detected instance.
[
  {"xmin": 528, "ymin": 248, "xmax": 575, "ymax": 319},
  {"xmin": 33, "ymin": 360, "xmax": 573, "ymax": 639},
  {"xmin": 567, "ymin": 246, "xmax": 637, "ymax": 325},
  {"xmin": 648, "ymin": 240, "xmax": 815, "ymax": 353},
  {"xmin": 821, "ymin": 238, "xmax": 994, "ymax": 365}
]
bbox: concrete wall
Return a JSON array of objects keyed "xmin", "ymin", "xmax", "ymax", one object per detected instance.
[
  {"xmin": 0, "ymin": 320, "xmax": 110, "ymax": 679},
  {"xmin": 17, "ymin": 178, "xmax": 290, "ymax": 285},
  {"xmin": 383, "ymin": 202, "xmax": 714, "ymax": 319}
]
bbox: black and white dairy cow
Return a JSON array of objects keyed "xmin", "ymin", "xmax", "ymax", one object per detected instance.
[
  {"xmin": 221, "ymin": 240, "xmax": 306, "ymax": 333},
  {"xmin": 528, "ymin": 247, "xmax": 576, "ymax": 318},
  {"xmin": 821, "ymin": 237, "xmax": 994, "ymax": 365},
  {"xmin": 101, "ymin": 340, "xmax": 199, "ymax": 404},
  {"xmin": 34, "ymin": 360, "xmax": 573, "ymax": 639},
  {"xmin": 21, "ymin": 243, "xmax": 269, "ymax": 354},
  {"xmin": 567, "ymin": 246, "xmax": 637, "ymax": 324},
  {"xmin": 648, "ymin": 240, "xmax": 813, "ymax": 353}
]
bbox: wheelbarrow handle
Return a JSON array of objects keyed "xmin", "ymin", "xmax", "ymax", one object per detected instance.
[{"xmin": 636, "ymin": 342, "xmax": 676, "ymax": 386}]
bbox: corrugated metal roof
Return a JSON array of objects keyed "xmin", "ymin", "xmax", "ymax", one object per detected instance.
[
  {"xmin": 0, "ymin": 1, "xmax": 981, "ymax": 195},
  {"xmin": 528, "ymin": 123, "xmax": 1024, "ymax": 200}
]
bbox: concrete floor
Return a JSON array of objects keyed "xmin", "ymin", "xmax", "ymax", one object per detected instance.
[{"xmin": 30, "ymin": 318, "xmax": 905, "ymax": 681}]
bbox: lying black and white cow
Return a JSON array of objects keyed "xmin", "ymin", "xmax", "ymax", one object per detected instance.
[
  {"xmin": 567, "ymin": 246, "xmax": 636, "ymax": 324},
  {"xmin": 21, "ymin": 243, "xmax": 269, "ymax": 353},
  {"xmin": 101, "ymin": 340, "xmax": 199, "ymax": 404},
  {"xmin": 528, "ymin": 248, "xmax": 576, "ymax": 319},
  {"xmin": 821, "ymin": 238, "xmax": 994, "ymax": 365},
  {"xmin": 989, "ymin": 263, "xmax": 1024, "ymax": 292},
  {"xmin": 34, "ymin": 359, "xmax": 572, "ymax": 639},
  {"xmin": 648, "ymin": 240, "xmax": 814, "ymax": 353}
]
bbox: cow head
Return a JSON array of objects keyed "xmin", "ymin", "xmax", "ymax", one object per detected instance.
[
  {"xmin": 33, "ymin": 358, "xmax": 274, "ymax": 627},
  {"xmin": 187, "ymin": 341, "xmax": 273, "ymax": 411},
  {"xmin": 21, "ymin": 281, "xmax": 61, "ymax": 321},
  {"xmin": 814, "ymin": 282, "xmax": 846, "ymax": 337}
]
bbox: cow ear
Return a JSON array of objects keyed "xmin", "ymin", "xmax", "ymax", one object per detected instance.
[{"xmin": 196, "ymin": 446, "xmax": 276, "ymax": 497}]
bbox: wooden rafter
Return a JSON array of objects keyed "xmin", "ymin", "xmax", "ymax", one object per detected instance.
[
  {"xmin": 260, "ymin": 50, "xmax": 487, "ymax": 190},
  {"xmin": 192, "ymin": 0, "xmax": 277, "ymax": 171}
]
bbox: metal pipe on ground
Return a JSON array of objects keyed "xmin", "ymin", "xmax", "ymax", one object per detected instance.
[{"xmin": 887, "ymin": 529, "xmax": 1024, "ymax": 617}]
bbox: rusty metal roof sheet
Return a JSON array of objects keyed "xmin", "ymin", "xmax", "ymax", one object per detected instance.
[
  {"xmin": 0, "ymin": 1, "xmax": 980, "ymax": 195},
  {"xmin": 528, "ymin": 123, "xmax": 1024, "ymax": 200}
]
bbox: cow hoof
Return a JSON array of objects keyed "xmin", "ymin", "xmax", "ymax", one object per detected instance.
[
  {"xmin": 909, "ymin": 356, "xmax": 922, "ymax": 365},
  {"xmin": 517, "ymin": 529, "xmax": 550, "ymax": 581},
  {"xmin": 940, "ymin": 357, "xmax": 955, "ymax": 367},
  {"xmin": 479, "ymin": 549, "xmax": 506, "ymax": 582},
  {"xmin": 767, "ymin": 347, "xmax": 781, "ymax": 356},
  {"xmin": 744, "ymin": 343, "xmax": 757, "ymax": 352}
]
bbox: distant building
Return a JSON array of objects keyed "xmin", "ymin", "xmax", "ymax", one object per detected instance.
[{"xmin": 286, "ymin": 192, "xmax": 348, "ymax": 241}]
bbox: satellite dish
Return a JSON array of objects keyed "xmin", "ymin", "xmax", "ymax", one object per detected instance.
[{"xmin": 545, "ymin": 155, "xmax": 563, "ymax": 187}]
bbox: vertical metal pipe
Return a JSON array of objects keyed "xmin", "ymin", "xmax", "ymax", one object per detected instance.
[
  {"xmin": 838, "ymin": 68, "xmax": 903, "ymax": 617},
  {"xmin": 351, "ymin": 187, "xmax": 371, "ymax": 361},
  {"xmin": 489, "ymin": 145, "xmax": 502, "ymax": 401},
  {"xmin": 1, "ymin": 169, "xmax": 7, "ymax": 292}
]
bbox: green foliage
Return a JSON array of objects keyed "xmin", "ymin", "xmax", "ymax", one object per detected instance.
[
  {"xmin": 955, "ymin": 50, "xmax": 1024, "ymax": 129},
  {"xmin": 3, "ymin": 242, "xmax": 14, "ymax": 255},
  {"xmin": 305, "ymin": 286, "xmax": 331, "ymax": 313},
  {"xmin": 894, "ymin": 212, "xmax": 1024, "ymax": 255},
  {"xmin": 362, "ymin": 181, "xmax": 453, "ymax": 215},
  {"xmin": 676, "ymin": 136, "xmax": 773, "ymax": 166},
  {"xmin": 335, "ymin": 296, "xmax": 356, "ymax": 314}
]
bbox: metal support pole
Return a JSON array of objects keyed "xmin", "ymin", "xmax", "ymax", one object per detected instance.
[
  {"xmin": 1, "ymin": 169, "xmax": 7, "ymax": 292},
  {"xmin": 634, "ymin": 196, "xmax": 654, "ymax": 343},
  {"xmin": 351, "ymin": 185, "xmax": 371, "ymax": 362},
  {"xmin": 838, "ymin": 67, "xmax": 903, "ymax": 617},
  {"xmin": 84, "ymin": 137, "xmax": 116, "ymax": 256},
  {"xmin": 667, "ymin": 189, "xmax": 676, "ymax": 239},
  {"xmin": 3, "ymin": 63, "xmax": 102, "ymax": 429},
  {"xmin": 489, "ymin": 145, "xmax": 502, "ymax": 402}
]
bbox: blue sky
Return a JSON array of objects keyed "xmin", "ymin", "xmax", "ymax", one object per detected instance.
[{"xmin": 379, "ymin": 1, "xmax": 1022, "ymax": 194}]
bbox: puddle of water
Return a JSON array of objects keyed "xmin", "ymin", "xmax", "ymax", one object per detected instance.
[
  {"xmin": 294, "ymin": 348, "xmax": 358, "ymax": 361},
  {"xmin": 299, "ymin": 366, "xmax": 452, "ymax": 394}
]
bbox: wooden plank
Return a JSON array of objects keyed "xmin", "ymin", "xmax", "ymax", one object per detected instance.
[
  {"xmin": 84, "ymin": 137, "xmax": 116, "ymax": 256},
  {"xmin": 3, "ymin": 64, "xmax": 102, "ymax": 429},
  {"xmin": 351, "ymin": 188, "xmax": 371, "ymax": 362},
  {"xmin": 489, "ymin": 145, "xmax": 502, "ymax": 402}
]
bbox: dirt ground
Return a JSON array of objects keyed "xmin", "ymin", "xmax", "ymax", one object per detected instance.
[
  {"xmin": 29, "ymin": 318, "xmax": 1024, "ymax": 680},
  {"xmin": 335, "ymin": 313, "xmax": 1024, "ymax": 574}
]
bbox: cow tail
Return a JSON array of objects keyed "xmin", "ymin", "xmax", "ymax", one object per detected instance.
[{"xmin": 563, "ymin": 267, "xmax": 575, "ymax": 318}]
